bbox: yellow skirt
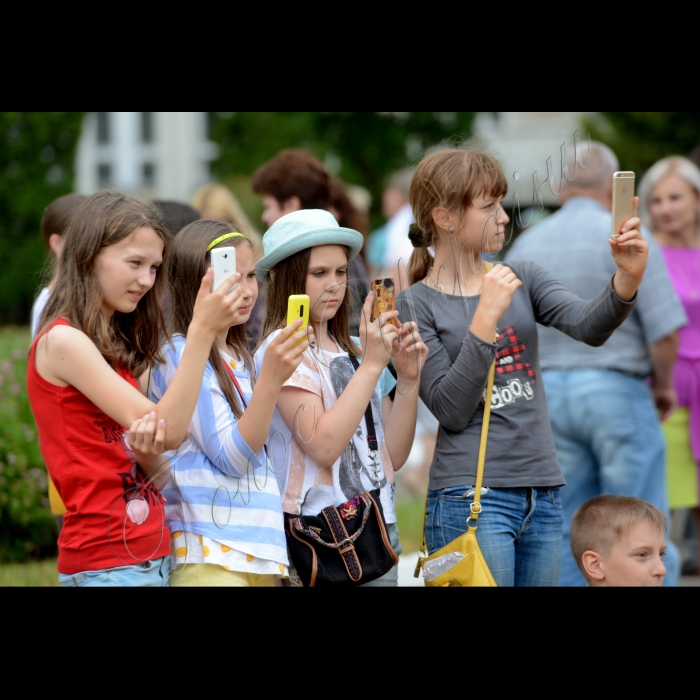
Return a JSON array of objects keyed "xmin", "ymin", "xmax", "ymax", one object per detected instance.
[
  {"xmin": 664, "ymin": 408, "xmax": 699, "ymax": 510},
  {"xmin": 169, "ymin": 563, "xmax": 275, "ymax": 587}
]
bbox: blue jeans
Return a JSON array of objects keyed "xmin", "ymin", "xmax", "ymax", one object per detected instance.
[
  {"xmin": 425, "ymin": 485, "xmax": 564, "ymax": 587},
  {"xmin": 59, "ymin": 556, "xmax": 171, "ymax": 587},
  {"xmin": 543, "ymin": 369, "xmax": 680, "ymax": 587}
]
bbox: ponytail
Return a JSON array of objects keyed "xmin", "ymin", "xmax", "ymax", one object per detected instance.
[{"xmin": 407, "ymin": 223, "xmax": 434, "ymax": 285}]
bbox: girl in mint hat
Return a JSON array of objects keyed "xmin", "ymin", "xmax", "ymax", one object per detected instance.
[{"xmin": 254, "ymin": 209, "xmax": 428, "ymax": 586}]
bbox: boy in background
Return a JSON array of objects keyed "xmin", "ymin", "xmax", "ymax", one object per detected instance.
[
  {"xmin": 31, "ymin": 193, "xmax": 86, "ymax": 532},
  {"xmin": 571, "ymin": 495, "xmax": 668, "ymax": 587}
]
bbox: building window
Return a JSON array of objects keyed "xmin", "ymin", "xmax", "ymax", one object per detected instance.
[
  {"xmin": 97, "ymin": 112, "xmax": 110, "ymax": 144},
  {"xmin": 97, "ymin": 163, "xmax": 112, "ymax": 186},
  {"xmin": 141, "ymin": 112, "xmax": 154, "ymax": 143},
  {"xmin": 142, "ymin": 162, "xmax": 155, "ymax": 187}
]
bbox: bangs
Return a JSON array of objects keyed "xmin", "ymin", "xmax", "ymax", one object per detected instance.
[{"xmin": 461, "ymin": 152, "xmax": 508, "ymax": 206}]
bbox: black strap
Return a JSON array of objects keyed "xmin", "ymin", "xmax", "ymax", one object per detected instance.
[{"xmin": 347, "ymin": 354, "xmax": 378, "ymax": 453}]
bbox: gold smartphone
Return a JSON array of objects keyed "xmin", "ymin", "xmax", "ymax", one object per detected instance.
[
  {"xmin": 286, "ymin": 294, "xmax": 310, "ymax": 347},
  {"xmin": 611, "ymin": 171, "xmax": 635, "ymax": 240}
]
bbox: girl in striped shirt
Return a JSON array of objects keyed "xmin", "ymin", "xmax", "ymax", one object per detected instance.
[{"xmin": 150, "ymin": 220, "xmax": 313, "ymax": 587}]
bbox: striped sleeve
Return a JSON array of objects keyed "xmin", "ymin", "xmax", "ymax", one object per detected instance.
[{"xmin": 152, "ymin": 337, "xmax": 264, "ymax": 479}]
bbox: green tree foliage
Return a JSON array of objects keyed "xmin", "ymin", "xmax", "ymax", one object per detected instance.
[
  {"xmin": 210, "ymin": 112, "xmax": 476, "ymax": 224},
  {"xmin": 0, "ymin": 328, "xmax": 56, "ymax": 562},
  {"xmin": 0, "ymin": 112, "xmax": 85, "ymax": 324},
  {"xmin": 585, "ymin": 112, "xmax": 700, "ymax": 176}
]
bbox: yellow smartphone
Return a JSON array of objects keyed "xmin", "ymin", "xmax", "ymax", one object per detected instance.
[
  {"xmin": 286, "ymin": 294, "xmax": 310, "ymax": 347},
  {"xmin": 611, "ymin": 171, "xmax": 635, "ymax": 240}
]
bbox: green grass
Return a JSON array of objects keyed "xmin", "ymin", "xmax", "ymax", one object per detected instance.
[
  {"xmin": 0, "ymin": 558, "xmax": 58, "ymax": 587},
  {"xmin": 0, "ymin": 325, "xmax": 31, "ymax": 356},
  {"xmin": 395, "ymin": 495, "xmax": 425, "ymax": 554}
]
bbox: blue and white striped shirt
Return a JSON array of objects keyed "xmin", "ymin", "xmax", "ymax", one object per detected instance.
[{"xmin": 150, "ymin": 336, "xmax": 288, "ymax": 574}]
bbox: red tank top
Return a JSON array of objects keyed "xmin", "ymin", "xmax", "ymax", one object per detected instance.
[{"xmin": 27, "ymin": 319, "xmax": 170, "ymax": 575}]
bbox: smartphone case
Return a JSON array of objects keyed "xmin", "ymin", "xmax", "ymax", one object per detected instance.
[
  {"xmin": 371, "ymin": 278, "xmax": 399, "ymax": 328},
  {"xmin": 287, "ymin": 295, "xmax": 310, "ymax": 347}
]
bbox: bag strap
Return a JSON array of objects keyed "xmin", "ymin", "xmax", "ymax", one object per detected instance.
[
  {"xmin": 468, "ymin": 359, "xmax": 496, "ymax": 524},
  {"xmin": 347, "ymin": 353, "xmax": 380, "ymax": 456}
]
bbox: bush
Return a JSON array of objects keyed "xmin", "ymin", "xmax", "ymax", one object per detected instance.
[
  {"xmin": 0, "ymin": 327, "xmax": 56, "ymax": 562},
  {"xmin": 0, "ymin": 112, "xmax": 84, "ymax": 324}
]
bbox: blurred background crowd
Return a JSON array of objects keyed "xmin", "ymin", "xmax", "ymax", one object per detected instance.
[{"xmin": 2, "ymin": 111, "xmax": 700, "ymax": 585}]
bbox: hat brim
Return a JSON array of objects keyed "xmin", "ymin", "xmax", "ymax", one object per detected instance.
[{"xmin": 255, "ymin": 227, "xmax": 364, "ymax": 281}]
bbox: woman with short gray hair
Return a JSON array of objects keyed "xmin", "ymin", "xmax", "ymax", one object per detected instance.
[{"xmin": 641, "ymin": 155, "xmax": 700, "ymax": 571}]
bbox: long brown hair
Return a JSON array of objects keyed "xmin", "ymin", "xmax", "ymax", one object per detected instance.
[
  {"xmin": 169, "ymin": 219, "xmax": 255, "ymax": 420},
  {"xmin": 407, "ymin": 148, "xmax": 508, "ymax": 285},
  {"xmin": 39, "ymin": 191, "xmax": 171, "ymax": 376},
  {"xmin": 259, "ymin": 246, "xmax": 360, "ymax": 358}
]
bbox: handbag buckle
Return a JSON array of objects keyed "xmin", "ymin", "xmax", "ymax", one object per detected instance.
[
  {"xmin": 338, "ymin": 540, "xmax": 355, "ymax": 555},
  {"xmin": 470, "ymin": 502, "xmax": 482, "ymax": 516}
]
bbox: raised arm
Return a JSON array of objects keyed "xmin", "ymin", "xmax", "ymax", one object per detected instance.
[
  {"xmin": 277, "ymin": 295, "xmax": 400, "ymax": 467},
  {"xmin": 532, "ymin": 201, "xmax": 647, "ymax": 343},
  {"xmin": 237, "ymin": 320, "xmax": 313, "ymax": 454},
  {"xmin": 413, "ymin": 268, "xmax": 521, "ymax": 433},
  {"xmin": 382, "ymin": 321, "xmax": 428, "ymax": 470},
  {"xmin": 37, "ymin": 270, "xmax": 242, "ymax": 450}
]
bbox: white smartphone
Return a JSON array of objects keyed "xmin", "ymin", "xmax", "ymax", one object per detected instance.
[
  {"xmin": 210, "ymin": 247, "xmax": 237, "ymax": 293},
  {"xmin": 611, "ymin": 171, "xmax": 635, "ymax": 240}
]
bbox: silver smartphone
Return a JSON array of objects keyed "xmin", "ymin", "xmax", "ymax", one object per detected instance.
[
  {"xmin": 611, "ymin": 171, "xmax": 635, "ymax": 240},
  {"xmin": 210, "ymin": 247, "xmax": 237, "ymax": 293}
]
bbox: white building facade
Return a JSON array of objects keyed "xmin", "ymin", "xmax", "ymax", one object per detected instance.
[
  {"xmin": 474, "ymin": 111, "xmax": 594, "ymax": 208},
  {"xmin": 75, "ymin": 112, "xmax": 219, "ymax": 201},
  {"xmin": 74, "ymin": 111, "xmax": 597, "ymax": 208}
]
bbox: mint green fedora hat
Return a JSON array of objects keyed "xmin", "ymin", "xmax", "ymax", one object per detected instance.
[{"xmin": 255, "ymin": 209, "xmax": 364, "ymax": 282}]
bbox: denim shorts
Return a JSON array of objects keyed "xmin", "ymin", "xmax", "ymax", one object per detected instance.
[
  {"xmin": 59, "ymin": 556, "xmax": 171, "ymax": 587},
  {"xmin": 425, "ymin": 486, "xmax": 563, "ymax": 587}
]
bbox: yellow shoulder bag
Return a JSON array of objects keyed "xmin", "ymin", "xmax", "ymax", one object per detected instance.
[{"xmin": 414, "ymin": 349, "xmax": 498, "ymax": 587}]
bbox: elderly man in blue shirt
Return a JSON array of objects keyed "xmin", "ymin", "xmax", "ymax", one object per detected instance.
[{"xmin": 506, "ymin": 142, "xmax": 687, "ymax": 586}]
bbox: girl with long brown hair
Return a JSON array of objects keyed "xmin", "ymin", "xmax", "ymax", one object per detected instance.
[
  {"xmin": 151, "ymin": 220, "xmax": 313, "ymax": 587},
  {"xmin": 402, "ymin": 147, "xmax": 649, "ymax": 586},
  {"xmin": 255, "ymin": 209, "xmax": 428, "ymax": 586},
  {"xmin": 27, "ymin": 191, "xmax": 242, "ymax": 587}
]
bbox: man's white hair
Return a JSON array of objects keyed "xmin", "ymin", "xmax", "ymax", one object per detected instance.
[
  {"xmin": 563, "ymin": 141, "xmax": 620, "ymax": 192},
  {"xmin": 638, "ymin": 156, "xmax": 700, "ymax": 229}
]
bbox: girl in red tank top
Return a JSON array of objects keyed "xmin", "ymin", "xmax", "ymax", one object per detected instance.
[{"xmin": 27, "ymin": 192, "xmax": 245, "ymax": 586}]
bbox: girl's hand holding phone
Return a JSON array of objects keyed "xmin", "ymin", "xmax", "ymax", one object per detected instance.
[
  {"xmin": 191, "ymin": 269, "xmax": 243, "ymax": 337},
  {"xmin": 359, "ymin": 292, "xmax": 401, "ymax": 372},
  {"xmin": 392, "ymin": 321, "xmax": 429, "ymax": 383},
  {"xmin": 610, "ymin": 197, "xmax": 649, "ymax": 301},
  {"xmin": 260, "ymin": 320, "xmax": 315, "ymax": 388}
]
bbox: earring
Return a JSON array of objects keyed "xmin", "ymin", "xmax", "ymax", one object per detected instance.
[{"xmin": 448, "ymin": 225, "xmax": 454, "ymax": 233}]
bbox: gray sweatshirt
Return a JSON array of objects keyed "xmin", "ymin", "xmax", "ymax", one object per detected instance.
[{"xmin": 397, "ymin": 261, "xmax": 636, "ymax": 490}]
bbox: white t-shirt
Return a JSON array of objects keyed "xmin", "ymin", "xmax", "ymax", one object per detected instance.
[
  {"xmin": 31, "ymin": 288, "xmax": 51, "ymax": 339},
  {"xmin": 254, "ymin": 333, "xmax": 398, "ymax": 524}
]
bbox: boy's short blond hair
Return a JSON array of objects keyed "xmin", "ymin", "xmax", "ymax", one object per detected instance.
[{"xmin": 570, "ymin": 496, "xmax": 667, "ymax": 579}]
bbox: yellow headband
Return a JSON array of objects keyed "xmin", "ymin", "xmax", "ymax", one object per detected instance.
[{"xmin": 207, "ymin": 232, "xmax": 245, "ymax": 252}]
